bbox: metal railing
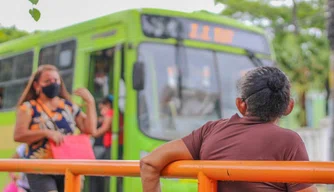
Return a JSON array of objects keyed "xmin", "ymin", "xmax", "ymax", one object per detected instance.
[{"xmin": 1, "ymin": 159, "xmax": 334, "ymax": 192}]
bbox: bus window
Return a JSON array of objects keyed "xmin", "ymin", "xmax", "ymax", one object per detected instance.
[
  {"xmin": 180, "ymin": 48, "xmax": 220, "ymax": 117},
  {"xmin": 261, "ymin": 59, "xmax": 275, "ymax": 66},
  {"xmin": 138, "ymin": 43, "xmax": 220, "ymax": 140},
  {"xmin": 39, "ymin": 40, "xmax": 76, "ymax": 92},
  {"xmin": 0, "ymin": 57, "xmax": 13, "ymax": 82},
  {"xmin": 0, "ymin": 51, "xmax": 33, "ymax": 110},
  {"xmin": 39, "ymin": 46, "xmax": 57, "ymax": 65},
  {"xmin": 59, "ymin": 50, "xmax": 72, "ymax": 68},
  {"xmin": 14, "ymin": 52, "xmax": 33, "ymax": 79},
  {"xmin": 216, "ymin": 52, "xmax": 255, "ymax": 118},
  {"xmin": 59, "ymin": 41, "xmax": 75, "ymax": 69}
]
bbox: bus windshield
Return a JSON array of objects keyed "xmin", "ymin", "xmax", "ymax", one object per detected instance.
[{"xmin": 137, "ymin": 43, "xmax": 272, "ymax": 140}]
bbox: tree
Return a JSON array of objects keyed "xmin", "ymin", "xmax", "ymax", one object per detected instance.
[
  {"xmin": 215, "ymin": 0, "xmax": 329, "ymax": 127},
  {"xmin": 0, "ymin": 26, "xmax": 29, "ymax": 43},
  {"xmin": 327, "ymin": 0, "xmax": 334, "ymax": 165}
]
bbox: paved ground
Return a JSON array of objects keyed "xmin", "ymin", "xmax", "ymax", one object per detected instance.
[{"xmin": 318, "ymin": 185, "xmax": 334, "ymax": 192}]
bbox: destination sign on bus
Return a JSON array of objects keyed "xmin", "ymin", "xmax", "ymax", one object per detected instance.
[{"xmin": 141, "ymin": 14, "xmax": 270, "ymax": 55}]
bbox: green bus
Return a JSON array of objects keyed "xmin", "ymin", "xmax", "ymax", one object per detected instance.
[{"xmin": 0, "ymin": 8, "xmax": 275, "ymax": 192}]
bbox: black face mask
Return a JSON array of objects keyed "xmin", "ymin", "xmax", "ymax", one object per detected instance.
[{"xmin": 42, "ymin": 83, "xmax": 60, "ymax": 98}]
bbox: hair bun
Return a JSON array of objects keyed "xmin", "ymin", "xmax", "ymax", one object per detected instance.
[{"xmin": 267, "ymin": 76, "xmax": 284, "ymax": 93}]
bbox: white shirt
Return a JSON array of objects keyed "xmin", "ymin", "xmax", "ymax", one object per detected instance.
[{"xmin": 16, "ymin": 144, "xmax": 30, "ymax": 189}]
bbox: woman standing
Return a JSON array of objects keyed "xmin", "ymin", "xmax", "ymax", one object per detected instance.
[{"xmin": 14, "ymin": 64, "xmax": 97, "ymax": 192}]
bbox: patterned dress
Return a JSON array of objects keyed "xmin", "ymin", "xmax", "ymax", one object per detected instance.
[{"xmin": 19, "ymin": 98, "xmax": 81, "ymax": 159}]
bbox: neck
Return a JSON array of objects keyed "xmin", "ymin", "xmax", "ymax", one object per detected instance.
[
  {"xmin": 271, "ymin": 118, "xmax": 279, "ymax": 124},
  {"xmin": 242, "ymin": 113, "xmax": 279, "ymax": 124},
  {"xmin": 37, "ymin": 95, "xmax": 59, "ymax": 108}
]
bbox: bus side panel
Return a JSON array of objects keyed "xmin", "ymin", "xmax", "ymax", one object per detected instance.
[{"xmin": 0, "ymin": 112, "xmax": 17, "ymax": 189}]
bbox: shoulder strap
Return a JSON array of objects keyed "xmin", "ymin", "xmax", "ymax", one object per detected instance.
[{"xmin": 36, "ymin": 100, "xmax": 59, "ymax": 131}]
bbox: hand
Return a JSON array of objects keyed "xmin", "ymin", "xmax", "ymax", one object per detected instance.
[
  {"xmin": 45, "ymin": 130, "xmax": 64, "ymax": 146},
  {"xmin": 9, "ymin": 173, "xmax": 19, "ymax": 181},
  {"xmin": 74, "ymin": 88, "xmax": 94, "ymax": 103}
]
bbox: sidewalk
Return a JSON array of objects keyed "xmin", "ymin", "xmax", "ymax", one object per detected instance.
[{"xmin": 318, "ymin": 185, "xmax": 334, "ymax": 192}]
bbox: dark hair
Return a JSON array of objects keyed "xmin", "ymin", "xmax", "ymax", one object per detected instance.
[
  {"xmin": 237, "ymin": 66, "xmax": 291, "ymax": 122},
  {"xmin": 100, "ymin": 95, "xmax": 113, "ymax": 106},
  {"xmin": 17, "ymin": 64, "xmax": 71, "ymax": 107}
]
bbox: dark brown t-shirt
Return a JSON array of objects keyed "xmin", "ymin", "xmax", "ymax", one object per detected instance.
[{"xmin": 182, "ymin": 114, "xmax": 312, "ymax": 192}]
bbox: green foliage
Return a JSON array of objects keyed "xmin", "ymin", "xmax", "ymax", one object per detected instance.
[
  {"xmin": 29, "ymin": 8, "xmax": 41, "ymax": 22},
  {"xmin": 0, "ymin": 26, "xmax": 29, "ymax": 44},
  {"xmin": 28, "ymin": 0, "xmax": 41, "ymax": 21},
  {"xmin": 29, "ymin": 0, "xmax": 39, "ymax": 5},
  {"xmin": 216, "ymin": 0, "xmax": 329, "ymax": 126}
]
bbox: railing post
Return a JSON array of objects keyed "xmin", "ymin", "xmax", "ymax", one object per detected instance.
[
  {"xmin": 198, "ymin": 171, "xmax": 217, "ymax": 192},
  {"xmin": 65, "ymin": 169, "xmax": 81, "ymax": 192}
]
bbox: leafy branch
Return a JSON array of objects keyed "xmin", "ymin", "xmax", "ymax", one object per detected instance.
[{"xmin": 28, "ymin": 0, "xmax": 41, "ymax": 21}]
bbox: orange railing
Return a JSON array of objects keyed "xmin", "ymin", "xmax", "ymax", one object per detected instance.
[{"xmin": 1, "ymin": 159, "xmax": 334, "ymax": 192}]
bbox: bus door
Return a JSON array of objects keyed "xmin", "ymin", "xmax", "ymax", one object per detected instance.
[{"xmin": 83, "ymin": 24, "xmax": 125, "ymax": 192}]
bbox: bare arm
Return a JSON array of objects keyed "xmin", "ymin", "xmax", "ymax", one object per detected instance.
[
  {"xmin": 13, "ymin": 107, "xmax": 49, "ymax": 145},
  {"xmin": 296, "ymin": 186, "xmax": 318, "ymax": 192},
  {"xmin": 140, "ymin": 139, "xmax": 193, "ymax": 192},
  {"xmin": 75, "ymin": 101, "xmax": 97, "ymax": 135},
  {"xmin": 74, "ymin": 88, "xmax": 97, "ymax": 135},
  {"xmin": 92, "ymin": 116, "xmax": 112, "ymax": 138}
]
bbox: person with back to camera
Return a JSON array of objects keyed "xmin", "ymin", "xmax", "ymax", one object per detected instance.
[
  {"xmin": 140, "ymin": 66, "xmax": 318, "ymax": 192},
  {"xmin": 13, "ymin": 64, "xmax": 97, "ymax": 192}
]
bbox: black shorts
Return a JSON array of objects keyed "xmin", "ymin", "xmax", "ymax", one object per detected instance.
[{"xmin": 26, "ymin": 174, "xmax": 64, "ymax": 192}]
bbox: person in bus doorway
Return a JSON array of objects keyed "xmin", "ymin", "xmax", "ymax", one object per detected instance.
[
  {"xmin": 90, "ymin": 95, "xmax": 114, "ymax": 192},
  {"xmin": 93, "ymin": 95, "xmax": 114, "ymax": 152},
  {"xmin": 140, "ymin": 66, "xmax": 317, "ymax": 192},
  {"xmin": 13, "ymin": 64, "xmax": 97, "ymax": 192}
]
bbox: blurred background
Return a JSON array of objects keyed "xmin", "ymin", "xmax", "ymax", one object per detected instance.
[{"xmin": 1, "ymin": 0, "xmax": 334, "ymax": 191}]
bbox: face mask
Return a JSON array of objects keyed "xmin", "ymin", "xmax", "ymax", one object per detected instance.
[{"xmin": 42, "ymin": 83, "xmax": 60, "ymax": 98}]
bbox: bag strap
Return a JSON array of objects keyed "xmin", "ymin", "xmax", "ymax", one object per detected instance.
[{"xmin": 36, "ymin": 100, "xmax": 60, "ymax": 131}]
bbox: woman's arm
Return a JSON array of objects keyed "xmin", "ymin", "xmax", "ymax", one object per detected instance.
[
  {"xmin": 140, "ymin": 139, "xmax": 193, "ymax": 192},
  {"xmin": 14, "ymin": 107, "xmax": 51, "ymax": 145},
  {"xmin": 74, "ymin": 88, "xmax": 97, "ymax": 135},
  {"xmin": 92, "ymin": 116, "xmax": 112, "ymax": 138}
]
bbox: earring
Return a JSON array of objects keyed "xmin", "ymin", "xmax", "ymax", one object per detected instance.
[{"xmin": 36, "ymin": 89, "xmax": 40, "ymax": 95}]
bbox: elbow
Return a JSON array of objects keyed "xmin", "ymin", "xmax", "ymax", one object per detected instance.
[
  {"xmin": 14, "ymin": 125, "xmax": 26, "ymax": 142},
  {"xmin": 140, "ymin": 157, "xmax": 161, "ymax": 174},
  {"xmin": 13, "ymin": 133, "xmax": 23, "ymax": 143},
  {"xmin": 140, "ymin": 156, "xmax": 151, "ymax": 168}
]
